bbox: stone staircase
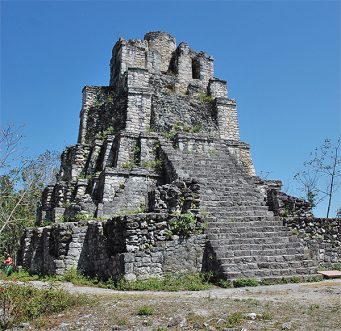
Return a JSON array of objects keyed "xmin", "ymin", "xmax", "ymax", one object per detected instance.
[{"xmin": 160, "ymin": 137, "xmax": 318, "ymax": 279}]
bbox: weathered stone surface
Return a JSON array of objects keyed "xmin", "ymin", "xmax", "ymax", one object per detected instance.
[{"xmin": 18, "ymin": 31, "xmax": 341, "ymax": 280}]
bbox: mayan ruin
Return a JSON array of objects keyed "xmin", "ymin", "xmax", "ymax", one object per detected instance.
[{"xmin": 17, "ymin": 31, "xmax": 341, "ymax": 282}]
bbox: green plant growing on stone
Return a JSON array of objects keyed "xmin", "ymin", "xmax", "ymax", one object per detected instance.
[
  {"xmin": 173, "ymin": 122, "xmax": 190, "ymax": 133},
  {"xmin": 74, "ymin": 213, "xmax": 92, "ymax": 221},
  {"xmin": 121, "ymin": 161, "xmax": 135, "ymax": 170},
  {"xmin": 162, "ymin": 131, "xmax": 177, "ymax": 140},
  {"xmin": 160, "ymin": 122, "xmax": 204, "ymax": 141},
  {"xmin": 62, "ymin": 201, "xmax": 71, "ymax": 208},
  {"xmin": 199, "ymin": 209, "xmax": 211, "ymax": 218},
  {"xmin": 281, "ymin": 206, "xmax": 290, "ymax": 217},
  {"xmin": 168, "ymin": 212, "xmax": 197, "ymax": 238},
  {"xmin": 142, "ymin": 160, "xmax": 162, "ymax": 172},
  {"xmin": 117, "ymin": 204, "xmax": 147, "ymax": 216},
  {"xmin": 95, "ymin": 126, "xmax": 115, "ymax": 140},
  {"xmin": 57, "ymin": 215, "xmax": 65, "ymax": 222},
  {"xmin": 198, "ymin": 93, "xmax": 214, "ymax": 103},
  {"xmin": 192, "ymin": 123, "xmax": 203, "ymax": 133},
  {"xmin": 132, "ymin": 142, "xmax": 141, "ymax": 165},
  {"xmin": 152, "ymin": 140, "xmax": 161, "ymax": 155},
  {"xmin": 291, "ymin": 228, "xmax": 299, "ymax": 236}
]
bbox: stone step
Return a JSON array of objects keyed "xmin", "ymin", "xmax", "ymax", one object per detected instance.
[
  {"xmin": 161, "ymin": 142, "xmax": 317, "ymax": 281},
  {"xmin": 208, "ymin": 231, "xmax": 293, "ymax": 240},
  {"xmin": 201, "ymin": 200, "xmax": 266, "ymax": 207},
  {"xmin": 207, "ymin": 217, "xmax": 282, "ymax": 225},
  {"xmin": 207, "ymin": 223, "xmax": 287, "ymax": 232},
  {"xmin": 220, "ymin": 253, "xmax": 311, "ymax": 264},
  {"xmin": 208, "ymin": 206, "xmax": 270, "ymax": 213},
  {"xmin": 222, "ymin": 268, "xmax": 318, "ymax": 279},
  {"xmin": 221, "ymin": 259, "xmax": 316, "ymax": 272},
  {"xmin": 216, "ymin": 248, "xmax": 309, "ymax": 262},
  {"xmin": 201, "ymin": 192, "xmax": 263, "ymax": 198},
  {"xmin": 207, "ymin": 234, "xmax": 300, "ymax": 244},
  {"xmin": 212, "ymin": 243, "xmax": 304, "ymax": 257}
]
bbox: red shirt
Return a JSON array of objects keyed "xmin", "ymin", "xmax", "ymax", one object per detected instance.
[{"xmin": 4, "ymin": 257, "xmax": 12, "ymax": 265}]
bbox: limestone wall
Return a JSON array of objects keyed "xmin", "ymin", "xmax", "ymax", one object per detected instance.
[
  {"xmin": 18, "ymin": 214, "xmax": 207, "ymax": 280},
  {"xmin": 78, "ymin": 87, "xmax": 127, "ymax": 146},
  {"xmin": 283, "ymin": 217, "xmax": 341, "ymax": 267},
  {"xmin": 144, "ymin": 31, "xmax": 176, "ymax": 73}
]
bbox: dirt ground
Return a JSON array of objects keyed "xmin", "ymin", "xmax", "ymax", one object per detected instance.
[{"xmin": 16, "ymin": 279, "xmax": 341, "ymax": 331}]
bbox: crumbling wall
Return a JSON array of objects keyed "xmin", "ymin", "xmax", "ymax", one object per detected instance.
[
  {"xmin": 283, "ymin": 218, "xmax": 341, "ymax": 267},
  {"xmin": 78, "ymin": 86, "xmax": 127, "ymax": 146},
  {"xmin": 18, "ymin": 214, "xmax": 207, "ymax": 280},
  {"xmin": 150, "ymin": 91, "xmax": 218, "ymax": 134},
  {"xmin": 262, "ymin": 180, "xmax": 313, "ymax": 218},
  {"xmin": 149, "ymin": 178, "xmax": 200, "ymax": 214}
]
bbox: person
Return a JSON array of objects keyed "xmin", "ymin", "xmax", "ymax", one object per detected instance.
[{"xmin": 4, "ymin": 254, "xmax": 13, "ymax": 276}]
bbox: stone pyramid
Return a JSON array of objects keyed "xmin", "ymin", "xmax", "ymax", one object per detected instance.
[{"xmin": 19, "ymin": 32, "xmax": 319, "ymax": 281}]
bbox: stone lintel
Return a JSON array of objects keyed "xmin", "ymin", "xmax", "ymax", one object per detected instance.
[
  {"xmin": 101, "ymin": 167, "xmax": 161, "ymax": 179},
  {"xmin": 211, "ymin": 77, "xmax": 227, "ymax": 84},
  {"xmin": 175, "ymin": 132, "xmax": 249, "ymax": 148},
  {"xmin": 127, "ymin": 88, "xmax": 152, "ymax": 96},
  {"xmin": 117, "ymin": 130, "xmax": 140, "ymax": 139},
  {"xmin": 139, "ymin": 132, "xmax": 159, "ymax": 139},
  {"xmin": 215, "ymin": 97, "xmax": 236, "ymax": 107},
  {"xmin": 76, "ymin": 179, "xmax": 89, "ymax": 186}
]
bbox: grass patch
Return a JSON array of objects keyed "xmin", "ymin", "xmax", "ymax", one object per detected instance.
[
  {"xmin": 225, "ymin": 311, "xmax": 244, "ymax": 328},
  {"xmin": 1, "ymin": 269, "xmax": 212, "ymax": 291},
  {"xmin": 137, "ymin": 305, "xmax": 153, "ymax": 316},
  {"xmin": 233, "ymin": 278, "xmax": 259, "ymax": 288},
  {"xmin": 1, "ymin": 269, "xmax": 324, "ymax": 293},
  {"xmin": 319, "ymin": 263, "xmax": 341, "ymax": 271},
  {"xmin": 0, "ymin": 283, "xmax": 91, "ymax": 330},
  {"xmin": 142, "ymin": 159, "xmax": 162, "ymax": 172},
  {"xmin": 115, "ymin": 273, "xmax": 212, "ymax": 291}
]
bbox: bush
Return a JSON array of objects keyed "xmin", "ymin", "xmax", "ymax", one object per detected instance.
[
  {"xmin": 169, "ymin": 212, "xmax": 197, "ymax": 238},
  {"xmin": 0, "ymin": 284, "xmax": 90, "ymax": 329},
  {"xmin": 232, "ymin": 278, "xmax": 259, "ymax": 288}
]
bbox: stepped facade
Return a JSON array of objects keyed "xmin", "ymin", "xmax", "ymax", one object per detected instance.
[{"xmin": 18, "ymin": 32, "xmax": 341, "ymax": 281}]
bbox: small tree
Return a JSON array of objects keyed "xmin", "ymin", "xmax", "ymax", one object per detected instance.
[
  {"xmin": 294, "ymin": 137, "xmax": 341, "ymax": 218},
  {"xmin": 0, "ymin": 125, "xmax": 59, "ymax": 257},
  {"xmin": 336, "ymin": 207, "xmax": 341, "ymax": 219}
]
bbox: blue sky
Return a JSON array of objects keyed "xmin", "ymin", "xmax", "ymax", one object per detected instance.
[{"xmin": 1, "ymin": 0, "xmax": 340, "ymax": 216}]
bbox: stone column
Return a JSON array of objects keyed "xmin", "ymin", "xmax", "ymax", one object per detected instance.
[
  {"xmin": 144, "ymin": 31, "xmax": 176, "ymax": 73},
  {"xmin": 208, "ymin": 79, "xmax": 227, "ymax": 98},
  {"xmin": 174, "ymin": 43, "xmax": 192, "ymax": 93},
  {"xmin": 125, "ymin": 68, "xmax": 152, "ymax": 133},
  {"xmin": 215, "ymin": 98, "xmax": 240, "ymax": 141},
  {"xmin": 78, "ymin": 86, "xmax": 102, "ymax": 144},
  {"xmin": 192, "ymin": 52, "xmax": 214, "ymax": 88}
]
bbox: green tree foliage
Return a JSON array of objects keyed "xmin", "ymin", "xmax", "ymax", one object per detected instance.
[
  {"xmin": 0, "ymin": 126, "xmax": 59, "ymax": 258},
  {"xmin": 294, "ymin": 137, "xmax": 341, "ymax": 217}
]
